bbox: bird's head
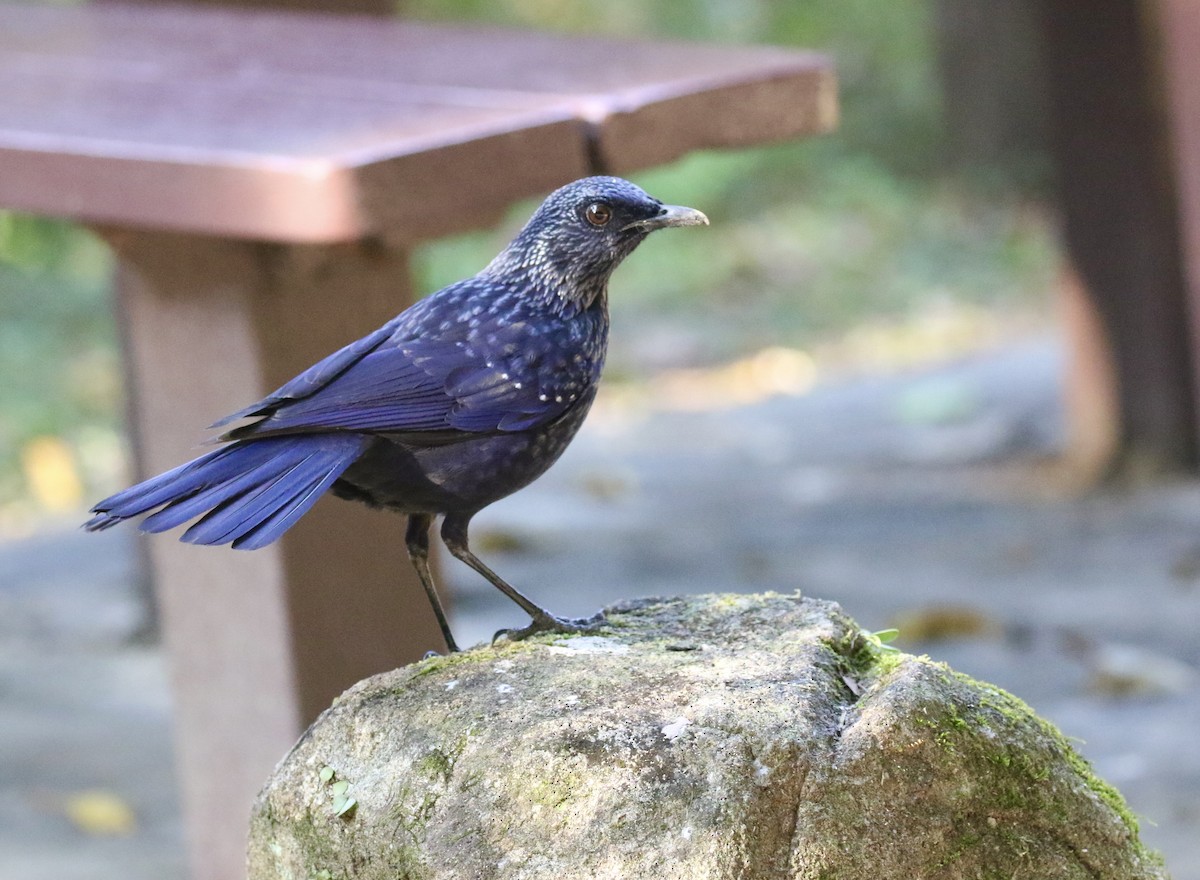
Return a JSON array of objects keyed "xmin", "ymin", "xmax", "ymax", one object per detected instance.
[{"xmin": 484, "ymin": 176, "xmax": 708, "ymax": 312}]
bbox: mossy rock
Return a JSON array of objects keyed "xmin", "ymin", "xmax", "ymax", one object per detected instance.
[{"xmin": 248, "ymin": 593, "xmax": 1168, "ymax": 879}]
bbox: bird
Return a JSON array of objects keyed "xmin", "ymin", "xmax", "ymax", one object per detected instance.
[{"xmin": 85, "ymin": 176, "xmax": 708, "ymax": 653}]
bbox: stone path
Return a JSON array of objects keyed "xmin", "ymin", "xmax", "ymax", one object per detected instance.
[{"xmin": 2, "ymin": 337, "xmax": 1197, "ymax": 878}]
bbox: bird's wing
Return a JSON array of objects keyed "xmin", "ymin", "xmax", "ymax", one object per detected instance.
[
  {"xmin": 210, "ymin": 318, "xmax": 404, "ymax": 429},
  {"xmin": 224, "ymin": 324, "xmax": 589, "ymax": 440}
]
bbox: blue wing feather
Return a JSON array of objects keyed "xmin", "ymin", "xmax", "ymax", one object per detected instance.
[
  {"xmin": 230, "ymin": 329, "xmax": 593, "ymax": 440},
  {"xmin": 234, "ymin": 347, "xmax": 450, "ymax": 435},
  {"xmin": 214, "ymin": 277, "xmax": 603, "ymax": 442},
  {"xmin": 211, "ymin": 318, "xmax": 405, "ymax": 428}
]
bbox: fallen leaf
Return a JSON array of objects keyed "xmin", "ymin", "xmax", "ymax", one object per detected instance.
[
  {"xmin": 1080, "ymin": 640, "xmax": 1196, "ymax": 697},
  {"xmin": 474, "ymin": 529, "xmax": 533, "ymax": 554},
  {"xmin": 21, "ymin": 435, "xmax": 83, "ymax": 512},
  {"xmin": 64, "ymin": 789, "xmax": 137, "ymax": 836},
  {"xmin": 889, "ymin": 606, "xmax": 1001, "ymax": 643}
]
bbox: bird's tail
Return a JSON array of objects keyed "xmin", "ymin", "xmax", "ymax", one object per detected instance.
[{"xmin": 84, "ymin": 434, "xmax": 368, "ymax": 550}]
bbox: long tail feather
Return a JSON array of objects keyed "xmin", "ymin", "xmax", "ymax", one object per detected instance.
[
  {"xmin": 84, "ymin": 435, "xmax": 367, "ymax": 548},
  {"xmin": 230, "ymin": 458, "xmax": 354, "ymax": 550},
  {"xmin": 177, "ymin": 459, "xmax": 312, "ymax": 546},
  {"xmin": 138, "ymin": 450, "xmax": 299, "ymax": 535}
]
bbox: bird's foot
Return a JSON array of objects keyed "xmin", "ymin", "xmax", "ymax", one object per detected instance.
[{"xmin": 492, "ymin": 610, "xmax": 607, "ymax": 644}]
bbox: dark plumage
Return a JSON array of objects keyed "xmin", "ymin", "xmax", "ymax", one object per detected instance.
[{"xmin": 86, "ymin": 176, "xmax": 708, "ymax": 651}]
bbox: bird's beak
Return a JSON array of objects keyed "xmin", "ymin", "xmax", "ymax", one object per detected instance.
[{"xmin": 623, "ymin": 204, "xmax": 709, "ymax": 232}]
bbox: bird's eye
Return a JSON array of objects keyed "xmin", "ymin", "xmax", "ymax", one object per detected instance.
[{"xmin": 584, "ymin": 203, "xmax": 613, "ymax": 227}]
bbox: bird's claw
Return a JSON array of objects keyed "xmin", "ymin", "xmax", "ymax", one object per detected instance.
[{"xmin": 492, "ymin": 611, "xmax": 607, "ymax": 644}]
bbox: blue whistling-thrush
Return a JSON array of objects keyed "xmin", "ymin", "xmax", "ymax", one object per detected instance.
[{"xmin": 86, "ymin": 176, "xmax": 708, "ymax": 652}]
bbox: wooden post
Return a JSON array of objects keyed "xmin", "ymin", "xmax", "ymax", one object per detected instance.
[
  {"xmin": 102, "ymin": 229, "xmax": 446, "ymax": 880},
  {"xmin": 1040, "ymin": 0, "xmax": 1197, "ymax": 473},
  {"xmin": 1153, "ymin": 0, "xmax": 1200, "ymax": 453}
]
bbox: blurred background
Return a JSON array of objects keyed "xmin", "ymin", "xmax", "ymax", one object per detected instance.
[
  {"xmin": 2, "ymin": 0, "xmax": 1198, "ymax": 878},
  {"xmin": 2, "ymin": 0, "xmax": 1058, "ymax": 533}
]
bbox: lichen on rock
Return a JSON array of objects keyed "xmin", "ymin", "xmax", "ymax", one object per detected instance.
[{"xmin": 248, "ymin": 593, "xmax": 1168, "ymax": 880}]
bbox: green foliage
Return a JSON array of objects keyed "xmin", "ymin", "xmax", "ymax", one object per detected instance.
[
  {"xmin": 0, "ymin": 215, "xmax": 117, "ymax": 515},
  {"xmin": 317, "ymin": 766, "xmax": 358, "ymax": 819}
]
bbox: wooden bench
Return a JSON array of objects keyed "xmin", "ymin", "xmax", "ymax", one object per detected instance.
[{"xmin": 0, "ymin": 5, "xmax": 835, "ymax": 877}]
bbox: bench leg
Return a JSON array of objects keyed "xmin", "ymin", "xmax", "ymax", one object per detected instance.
[
  {"xmin": 1156, "ymin": 0, "xmax": 1200, "ymax": 455},
  {"xmin": 1041, "ymin": 0, "xmax": 1198, "ymax": 472},
  {"xmin": 102, "ymin": 229, "xmax": 448, "ymax": 880}
]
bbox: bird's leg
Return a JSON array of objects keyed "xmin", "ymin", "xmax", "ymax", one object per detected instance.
[
  {"xmin": 405, "ymin": 513, "xmax": 460, "ymax": 653},
  {"xmin": 440, "ymin": 513, "xmax": 605, "ymax": 641}
]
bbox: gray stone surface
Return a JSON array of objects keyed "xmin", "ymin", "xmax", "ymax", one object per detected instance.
[
  {"xmin": 2, "ymin": 338, "xmax": 1198, "ymax": 878},
  {"xmin": 250, "ymin": 594, "xmax": 1166, "ymax": 880}
]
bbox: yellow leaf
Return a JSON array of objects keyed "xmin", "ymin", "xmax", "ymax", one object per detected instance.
[
  {"xmin": 889, "ymin": 605, "xmax": 1001, "ymax": 643},
  {"xmin": 21, "ymin": 435, "xmax": 83, "ymax": 512},
  {"xmin": 64, "ymin": 789, "xmax": 137, "ymax": 836}
]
